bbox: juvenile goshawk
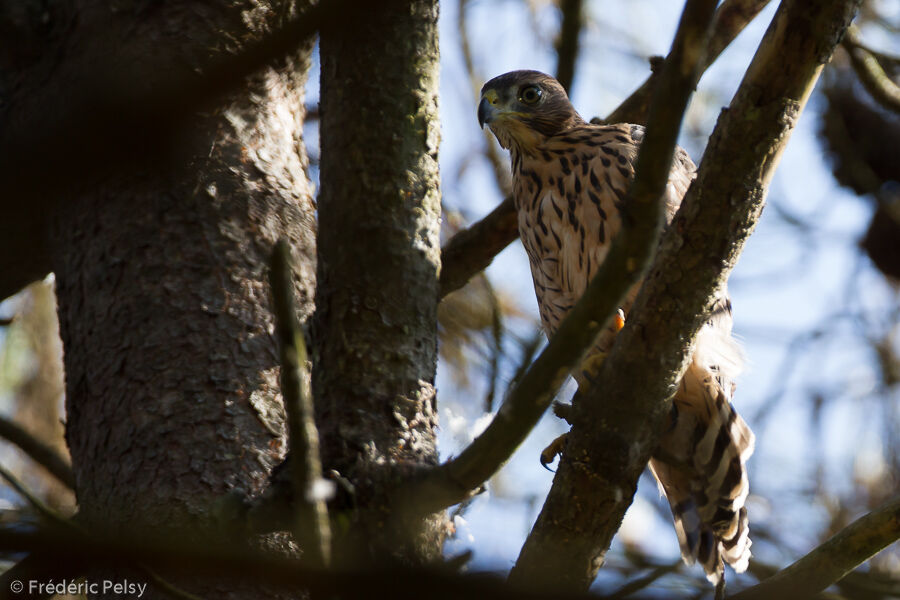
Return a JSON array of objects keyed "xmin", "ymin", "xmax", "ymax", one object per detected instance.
[{"xmin": 478, "ymin": 70, "xmax": 755, "ymax": 584}]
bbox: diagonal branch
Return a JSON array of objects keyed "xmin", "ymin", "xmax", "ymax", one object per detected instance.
[
  {"xmin": 270, "ymin": 240, "xmax": 331, "ymax": 568},
  {"xmin": 439, "ymin": 197, "xmax": 517, "ymax": 298},
  {"xmin": 730, "ymin": 497, "xmax": 900, "ymax": 600},
  {"xmin": 403, "ymin": 0, "xmax": 717, "ymax": 520},
  {"xmin": 438, "ymin": 0, "xmax": 773, "ymax": 300},
  {"xmin": 842, "ymin": 27, "xmax": 900, "ymax": 114},
  {"xmin": 0, "ymin": 415, "xmax": 74, "ymax": 489},
  {"xmin": 510, "ymin": 0, "xmax": 860, "ymax": 591},
  {"xmin": 603, "ymin": 0, "xmax": 773, "ymax": 125}
]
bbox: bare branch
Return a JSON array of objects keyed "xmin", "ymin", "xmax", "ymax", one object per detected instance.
[
  {"xmin": 439, "ymin": 197, "xmax": 518, "ymax": 299},
  {"xmin": 459, "ymin": 0, "xmax": 513, "ymax": 197},
  {"xmin": 405, "ymin": 0, "xmax": 717, "ymax": 520},
  {"xmin": 269, "ymin": 240, "xmax": 331, "ymax": 568},
  {"xmin": 843, "ymin": 27, "xmax": 900, "ymax": 113},
  {"xmin": 604, "ymin": 0, "xmax": 772, "ymax": 125},
  {"xmin": 0, "ymin": 465, "xmax": 70, "ymax": 528},
  {"xmin": 604, "ymin": 560, "xmax": 682, "ymax": 599},
  {"xmin": 509, "ymin": 0, "xmax": 860, "ymax": 590},
  {"xmin": 705, "ymin": 0, "xmax": 773, "ymax": 66},
  {"xmin": 0, "ymin": 415, "xmax": 74, "ymax": 489},
  {"xmin": 438, "ymin": 0, "xmax": 772, "ymax": 301},
  {"xmin": 730, "ymin": 497, "xmax": 900, "ymax": 600}
]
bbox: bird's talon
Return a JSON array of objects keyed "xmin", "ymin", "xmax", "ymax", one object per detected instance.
[{"xmin": 540, "ymin": 433, "xmax": 568, "ymax": 472}]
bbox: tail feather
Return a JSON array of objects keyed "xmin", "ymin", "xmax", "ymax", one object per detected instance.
[{"xmin": 651, "ymin": 336, "xmax": 755, "ymax": 585}]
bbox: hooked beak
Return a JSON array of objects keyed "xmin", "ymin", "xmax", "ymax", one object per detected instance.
[{"xmin": 478, "ymin": 89, "xmax": 500, "ymax": 128}]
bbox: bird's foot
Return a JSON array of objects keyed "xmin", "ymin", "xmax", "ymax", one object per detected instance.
[
  {"xmin": 575, "ymin": 309, "xmax": 626, "ymax": 387},
  {"xmin": 540, "ymin": 433, "xmax": 568, "ymax": 472}
]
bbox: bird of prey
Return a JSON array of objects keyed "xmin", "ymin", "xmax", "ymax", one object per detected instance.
[{"xmin": 478, "ymin": 70, "xmax": 755, "ymax": 585}]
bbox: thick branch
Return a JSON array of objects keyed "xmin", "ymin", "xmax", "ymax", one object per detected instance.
[
  {"xmin": 315, "ymin": 0, "xmax": 443, "ymax": 562},
  {"xmin": 270, "ymin": 241, "xmax": 330, "ymax": 567},
  {"xmin": 404, "ymin": 0, "xmax": 716, "ymax": 520},
  {"xmin": 0, "ymin": 415, "xmax": 74, "ymax": 489},
  {"xmin": 0, "ymin": 0, "xmax": 384, "ymax": 302},
  {"xmin": 437, "ymin": 0, "xmax": 772, "ymax": 300},
  {"xmin": 510, "ymin": 0, "xmax": 859, "ymax": 591},
  {"xmin": 731, "ymin": 497, "xmax": 900, "ymax": 600}
]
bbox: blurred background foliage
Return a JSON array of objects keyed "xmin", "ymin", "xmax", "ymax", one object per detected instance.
[{"xmin": 0, "ymin": 0, "xmax": 898, "ymax": 597}]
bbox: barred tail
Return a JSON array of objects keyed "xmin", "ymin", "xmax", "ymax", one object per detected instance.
[{"xmin": 651, "ymin": 358, "xmax": 755, "ymax": 584}]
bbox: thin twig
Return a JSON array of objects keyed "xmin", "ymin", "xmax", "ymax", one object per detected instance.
[
  {"xmin": 602, "ymin": 560, "xmax": 681, "ymax": 599},
  {"xmin": 0, "ymin": 415, "xmax": 74, "ymax": 489},
  {"xmin": 0, "ymin": 466, "xmax": 206, "ymax": 600},
  {"xmin": 482, "ymin": 275, "xmax": 504, "ymax": 413},
  {"xmin": 0, "ymin": 464, "xmax": 71, "ymax": 528},
  {"xmin": 555, "ymin": 0, "xmax": 585, "ymax": 93},
  {"xmin": 459, "ymin": 0, "xmax": 513, "ymax": 198},
  {"xmin": 842, "ymin": 27, "xmax": 900, "ymax": 114},
  {"xmin": 269, "ymin": 240, "xmax": 331, "ymax": 568},
  {"xmin": 730, "ymin": 497, "xmax": 900, "ymax": 600}
]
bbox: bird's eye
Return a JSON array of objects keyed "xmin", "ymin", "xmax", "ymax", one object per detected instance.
[{"xmin": 518, "ymin": 85, "xmax": 543, "ymax": 105}]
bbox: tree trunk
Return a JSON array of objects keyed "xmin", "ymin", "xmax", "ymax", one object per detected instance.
[
  {"xmin": 28, "ymin": 3, "xmax": 317, "ymax": 598},
  {"xmin": 315, "ymin": 0, "xmax": 445, "ymax": 564}
]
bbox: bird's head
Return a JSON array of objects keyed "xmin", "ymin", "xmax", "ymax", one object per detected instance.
[{"xmin": 478, "ymin": 70, "xmax": 584, "ymax": 153}]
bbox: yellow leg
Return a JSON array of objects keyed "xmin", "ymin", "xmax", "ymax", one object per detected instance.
[
  {"xmin": 575, "ymin": 309, "xmax": 626, "ymax": 386},
  {"xmin": 541, "ymin": 310, "xmax": 625, "ymax": 471}
]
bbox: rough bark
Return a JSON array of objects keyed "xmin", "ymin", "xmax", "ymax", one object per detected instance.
[
  {"xmin": 6, "ymin": 2, "xmax": 319, "ymax": 598},
  {"xmin": 509, "ymin": 0, "xmax": 860, "ymax": 591},
  {"xmin": 315, "ymin": 0, "xmax": 444, "ymax": 564}
]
